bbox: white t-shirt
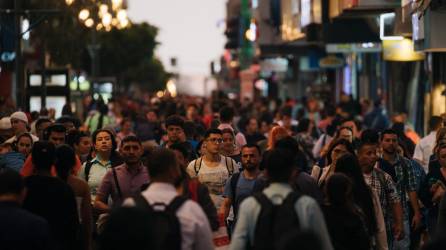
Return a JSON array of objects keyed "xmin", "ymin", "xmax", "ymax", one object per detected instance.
[{"xmin": 187, "ymin": 155, "xmax": 239, "ymax": 209}]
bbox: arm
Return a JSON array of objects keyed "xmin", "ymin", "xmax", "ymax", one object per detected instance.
[
  {"xmin": 221, "ymin": 198, "xmax": 232, "ymax": 220},
  {"xmin": 93, "ymin": 171, "xmax": 112, "ymax": 213},
  {"xmin": 191, "ymin": 202, "xmax": 214, "ymax": 250},
  {"xmin": 197, "ymin": 183, "xmax": 219, "ymax": 231},
  {"xmin": 392, "ymin": 202, "xmax": 404, "ymax": 240},
  {"xmin": 371, "ymin": 191, "xmax": 389, "ymax": 250},
  {"xmin": 409, "ymin": 191, "xmax": 422, "ymax": 229},
  {"xmin": 229, "ymin": 198, "xmax": 256, "ymax": 250}
]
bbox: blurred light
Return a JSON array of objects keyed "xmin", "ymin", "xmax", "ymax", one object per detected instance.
[
  {"xmin": 105, "ymin": 25, "xmax": 112, "ymax": 32},
  {"xmin": 99, "ymin": 4, "xmax": 108, "ymax": 14},
  {"xmin": 119, "ymin": 18, "xmax": 129, "ymax": 28},
  {"xmin": 166, "ymin": 79, "xmax": 177, "ymax": 97},
  {"xmin": 117, "ymin": 9, "xmax": 127, "ymax": 21},
  {"xmin": 112, "ymin": 0, "xmax": 123, "ymax": 10},
  {"xmin": 79, "ymin": 9, "xmax": 90, "ymax": 21},
  {"xmin": 22, "ymin": 19, "xmax": 30, "ymax": 40},
  {"xmin": 229, "ymin": 60, "xmax": 239, "ymax": 68},
  {"xmin": 102, "ymin": 13, "xmax": 112, "ymax": 26},
  {"xmin": 96, "ymin": 23, "xmax": 103, "ymax": 30},
  {"xmin": 65, "ymin": 0, "xmax": 74, "ymax": 6},
  {"xmin": 156, "ymin": 91, "xmax": 164, "ymax": 98},
  {"xmin": 85, "ymin": 18, "xmax": 94, "ymax": 28},
  {"xmin": 245, "ymin": 19, "xmax": 257, "ymax": 42}
]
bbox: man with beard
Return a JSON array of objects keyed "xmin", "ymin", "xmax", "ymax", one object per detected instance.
[
  {"xmin": 221, "ymin": 144, "xmax": 267, "ymax": 233},
  {"xmin": 378, "ymin": 129, "xmax": 422, "ymax": 250}
]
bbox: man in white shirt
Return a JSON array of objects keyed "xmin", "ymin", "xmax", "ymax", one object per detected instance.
[
  {"xmin": 413, "ymin": 116, "xmax": 443, "ymax": 172},
  {"xmin": 124, "ymin": 148, "xmax": 214, "ymax": 250}
]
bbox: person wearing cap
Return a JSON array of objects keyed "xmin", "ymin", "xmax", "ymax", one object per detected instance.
[
  {"xmin": 0, "ymin": 117, "xmax": 13, "ymax": 142},
  {"xmin": 5, "ymin": 112, "xmax": 39, "ymax": 144},
  {"xmin": 20, "ymin": 123, "xmax": 82, "ymax": 177}
]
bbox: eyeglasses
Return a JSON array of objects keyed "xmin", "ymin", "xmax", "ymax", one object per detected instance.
[{"xmin": 207, "ymin": 138, "xmax": 223, "ymax": 144}]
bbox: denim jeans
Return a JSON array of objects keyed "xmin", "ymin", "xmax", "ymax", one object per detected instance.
[{"xmin": 393, "ymin": 220, "xmax": 410, "ymax": 250}]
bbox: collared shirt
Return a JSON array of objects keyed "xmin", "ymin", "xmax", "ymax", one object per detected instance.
[
  {"xmin": 413, "ymin": 131, "xmax": 437, "ymax": 173},
  {"xmin": 229, "ymin": 183, "xmax": 333, "ymax": 250},
  {"xmin": 378, "ymin": 156, "xmax": 417, "ymax": 219},
  {"xmin": 79, "ymin": 157, "xmax": 112, "ymax": 201},
  {"xmin": 96, "ymin": 163, "xmax": 149, "ymax": 206},
  {"xmin": 124, "ymin": 183, "xmax": 214, "ymax": 250}
]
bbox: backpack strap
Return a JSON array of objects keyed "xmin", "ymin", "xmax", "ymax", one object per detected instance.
[
  {"xmin": 225, "ymin": 156, "xmax": 234, "ymax": 176},
  {"xmin": 84, "ymin": 160, "xmax": 93, "ymax": 182},
  {"xmin": 112, "ymin": 167, "xmax": 123, "ymax": 200},
  {"xmin": 133, "ymin": 194, "xmax": 153, "ymax": 212},
  {"xmin": 230, "ymin": 172, "xmax": 241, "ymax": 200},
  {"xmin": 167, "ymin": 196, "xmax": 188, "ymax": 213},
  {"xmin": 253, "ymin": 192, "xmax": 273, "ymax": 210},
  {"xmin": 193, "ymin": 157, "xmax": 202, "ymax": 176}
]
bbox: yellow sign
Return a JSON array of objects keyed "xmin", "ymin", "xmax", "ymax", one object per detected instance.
[{"xmin": 383, "ymin": 39, "xmax": 425, "ymax": 61}]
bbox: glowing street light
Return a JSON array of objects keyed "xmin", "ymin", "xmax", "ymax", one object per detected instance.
[
  {"xmin": 85, "ymin": 18, "xmax": 94, "ymax": 28},
  {"xmin": 78, "ymin": 9, "xmax": 90, "ymax": 21},
  {"xmin": 65, "ymin": 0, "xmax": 75, "ymax": 6}
]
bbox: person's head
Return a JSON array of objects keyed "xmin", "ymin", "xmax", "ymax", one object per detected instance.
[
  {"xmin": 170, "ymin": 142, "xmax": 189, "ymax": 169},
  {"xmin": 336, "ymin": 126, "xmax": 353, "ymax": 143},
  {"xmin": 360, "ymin": 129, "xmax": 380, "ymax": 144},
  {"xmin": 165, "ymin": 115, "xmax": 185, "ymax": 144},
  {"xmin": 44, "ymin": 123, "xmax": 67, "ymax": 146},
  {"xmin": 380, "ymin": 129, "xmax": 398, "ymax": 155},
  {"xmin": 120, "ymin": 118, "xmax": 133, "ymax": 133},
  {"xmin": 203, "ymin": 128, "xmax": 223, "ymax": 155},
  {"xmin": 263, "ymin": 148, "xmax": 295, "ymax": 183},
  {"xmin": 275, "ymin": 136, "xmax": 308, "ymax": 171},
  {"xmin": 196, "ymin": 139, "xmax": 206, "ymax": 156},
  {"xmin": 98, "ymin": 207, "xmax": 154, "ymax": 250},
  {"xmin": 241, "ymin": 144, "xmax": 261, "ymax": 171},
  {"xmin": 341, "ymin": 119, "xmax": 359, "ymax": 138},
  {"xmin": 280, "ymin": 106, "xmax": 293, "ymax": 127},
  {"xmin": 0, "ymin": 170, "xmax": 26, "ymax": 204},
  {"xmin": 32, "ymin": 141, "xmax": 56, "ymax": 172},
  {"xmin": 219, "ymin": 106, "xmax": 235, "ymax": 123},
  {"xmin": 67, "ymin": 130, "xmax": 92, "ymax": 156},
  {"xmin": 55, "ymin": 116, "xmax": 76, "ymax": 132},
  {"xmin": 221, "ymin": 128, "xmax": 236, "ymax": 155},
  {"xmin": 15, "ymin": 132, "xmax": 33, "ymax": 157},
  {"xmin": 267, "ymin": 126, "xmax": 289, "ymax": 150},
  {"xmin": 326, "ymin": 139, "xmax": 355, "ymax": 166},
  {"xmin": 434, "ymin": 127, "xmax": 446, "ymax": 152},
  {"xmin": 120, "ymin": 135, "xmax": 143, "ymax": 166},
  {"xmin": 186, "ymin": 104, "xmax": 199, "ymax": 120},
  {"xmin": 246, "ymin": 117, "xmax": 259, "ymax": 134},
  {"xmin": 357, "ymin": 141, "xmax": 379, "ymax": 171},
  {"xmin": 430, "ymin": 116, "xmax": 444, "ymax": 132},
  {"xmin": 334, "ymin": 153, "xmax": 365, "ymax": 185},
  {"xmin": 435, "ymin": 143, "xmax": 446, "ymax": 168},
  {"xmin": 55, "ymin": 144, "xmax": 76, "ymax": 181},
  {"xmin": 146, "ymin": 109, "xmax": 158, "ymax": 122},
  {"xmin": 296, "ymin": 118, "xmax": 311, "ymax": 134},
  {"xmin": 325, "ymin": 173, "xmax": 353, "ymax": 208},
  {"xmin": 92, "ymin": 129, "xmax": 117, "ymax": 156},
  {"xmin": 10, "ymin": 111, "xmax": 29, "ymax": 135},
  {"xmin": 0, "ymin": 143, "xmax": 13, "ymax": 154},
  {"xmin": 147, "ymin": 148, "xmax": 180, "ymax": 183},
  {"xmin": 35, "ymin": 118, "xmax": 52, "ymax": 140}
]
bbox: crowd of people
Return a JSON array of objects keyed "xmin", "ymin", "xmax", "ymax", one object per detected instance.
[{"xmin": 0, "ymin": 92, "xmax": 446, "ymax": 250}]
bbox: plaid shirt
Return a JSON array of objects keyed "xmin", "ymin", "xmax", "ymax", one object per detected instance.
[{"xmin": 378, "ymin": 155, "xmax": 417, "ymax": 219}]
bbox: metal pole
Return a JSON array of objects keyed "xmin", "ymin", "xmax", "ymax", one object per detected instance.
[{"xmin": 14, "ymin": 0, "xmax": 25, "ymax": 110}]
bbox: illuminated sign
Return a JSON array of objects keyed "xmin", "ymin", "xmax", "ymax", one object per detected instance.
[{"xmin": 383, "ymin": 39, "xmax": 425, "ymax": 61}]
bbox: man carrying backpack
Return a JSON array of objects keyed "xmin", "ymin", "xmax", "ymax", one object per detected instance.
[
  {"xmin": 221, "ymin": 144, "xmax": 266, "ymax": 234},
  {"xmin": 229, "ymin": 148, "xmax": 333, "ymax": 250},
  {"xmin": 124, "ymin": 148, "xmax": 213, "ymax": 250}
]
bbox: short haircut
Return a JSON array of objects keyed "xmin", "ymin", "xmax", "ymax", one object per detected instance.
[
  {"xmin": 165, "ymin": 115, "xmax": 185, "ymax": 129},
  {"xmin": 0, "ymin": 169, "xmax": 24, "ymax": 195},
  {"xmin": 241, "ymin": 143, "xmax": 261, "ymax": 155},
  {"xmin": 430, "ymin": 116, "xmax": 443, "ymax": 131},
  {"xmin": 263, "ymin": 148, "xmax": 295, "ymax": 182},
  {"xmin": 35, "ymin": 118, "xmax": 52, "ymax": 130},
  {"xmin": 44, "ymin": 123, "xmax": 66, "ymax": 140},
  {"xmin": 219, "ymin": 106, "xmax": 235, "ymax": 122},
  {"xmin": 55, "ymin": 144, "xmax": 76, "ymax": 181},
  {"xmin": 147, "ymin": 148, "xmax": 177, "ymax": 178},
  {"xmin": 380, "ymin": 129, "xmax": 397, "ymax": 141},
  {"xmin": 326, "ymin": 139, "xmax": 356, "ymax": 165},
  {"xmin": 274, "ymin": 136, "xmax": 308, "ymax": 170},
  {"xmin": 120, "ymin": 135, "xmax": 141, "ymax": 147},
  {"xmin": 204, "ymin": 128, "xmax": 222, "ymax": 139},
  {"xmin": 66, "ymin": 130, "xmax": 90, "ymax": 147},
  {"xmin": 360, "ymin": 129, "xmax": 380, "ymax": 144},
  {"xmin": 170, "ymin": 142, "xmax": 189, "ymax": 159},
  {"xmin": 32, "ymin": 141, "xmax": 56, "ymax": 171},
  {"xmin": 16, "ymin": 132, "xmax": 34, "ymax": 144}
]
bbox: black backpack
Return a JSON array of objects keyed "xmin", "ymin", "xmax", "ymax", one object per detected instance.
[
  {"xmin": 250, "ymin": 192, "xmax": 301, "ymax": 250},
  {"xmin": 133, "ymin": 194, "xmax": 187, "ymax": 250}
]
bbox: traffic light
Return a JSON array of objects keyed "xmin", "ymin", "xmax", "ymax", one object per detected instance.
[{"xmin": 224, "ymin": 17, "xmax": 240, "ymax": 50}]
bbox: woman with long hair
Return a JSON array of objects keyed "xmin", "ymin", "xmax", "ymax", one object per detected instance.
[{"xmin": 55, "ymin": 145, "xmax": 92, "ymax": 250}]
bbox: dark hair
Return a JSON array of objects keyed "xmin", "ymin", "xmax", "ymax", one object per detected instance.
[
  {"xmin": 380, "ymin": 129, "xmax": 397, "ymax": 141},
  {"xmin": 92, "ymin": 128, "xmax": 118, "ymax": 153},
  {"xmin": 120, "ymin": 118, "xmax": 132, "ymax": 127},
  {"xmin": 0, "ymin": 169, "xmax": 24, "ymax": 196},
  {"xmin": 221, "ymin": 128, "xmax": 235, "ymax": 137},
  {"xmin": 147, "ymin": 148, "xmax": 177, "ymax": 178},
  {"xmin": 280, "ymin": 106, "xmax": 292, "ymax": 117},
  {"xmin": 325, "ymin": 173, "xmax": 353, "ymax": 208},
  {"xmin": 219, "ymin": 106, "xmax": 235, "ymax": 123},
  {"xmin": 66, "ymin": 130, "xmax": 90, "ymax": 148},
  {"xmin": 335, "ymin": 153, "xmax": 378, "ymax": 236},
  {"xmin": 296, "ymin": 118, "xmax": 310, "ymax": 133},
  {"xmin": 32, "ymin": 141, "xmax": 56, "ymax": 171},
  {"xmin": 274, "ymin": 137, "xmax": 308, "ymax": 170},
  {"xmin": 16, "ymin": 132, "xmax": 34, "ymax": 144},
  {"xmin": 56, "ymin": 116, "xmax": 76, "ymax": 126},
  {"xmin": 170, "ymin": 142, "xmax": 189, "ymax": 159},
  {"xmin": 98, "ymin": 207, "xmax": 154, "ymax": 250},
  {"xmin": 183, "ymin": 121, "xmax": 196, "ymax": 139},
  {"xmin": 43, "ymin": 123, "xmax": 67, "ymax": 140},
  {"xmin": 35, "ymin": 118, "xmax": 52, "ymax": 130},
  {"xmin": 360, "ymin": 129, "xmax": 380, "ymax": 144},
  {"xmin": 326, "ymin": 139, "xmax": 355, "ymax": 165},
  {"xmin": 165, "ymin": 115, "xmax": 185, "ymax": 130},
  {"xmin": 204, "ymin": 128, "xmax": 222, "ymax": 139},
  {"xmin": 120, "ymin": 135, "xmax": 142, "ymax": 148},
  {"xmin": 196, "ymin": 140, "xmax": 204, "ymax": 155},
  {"xmin": 55, "ymin": 144, "xmax": 76, "ymax": 182},
  {"xmin": 430, "ymin": 116, "xmax": 443, "ymax": 131},
  {"xmin": 241, "ymin": 143, "xmax": 262, "ymax": 155},
  {"xmin": 263, "ymin": 148, "xmax": 295, "ymax": 182}
]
